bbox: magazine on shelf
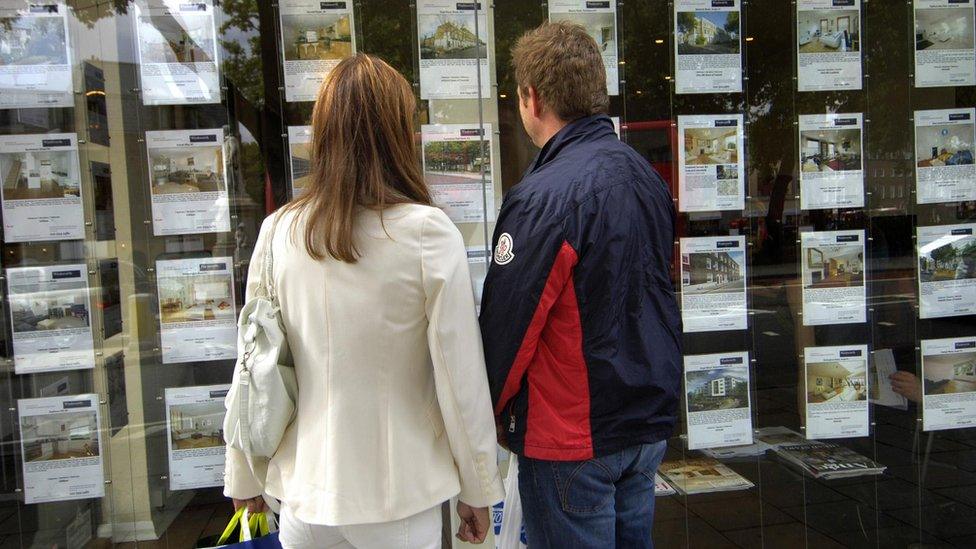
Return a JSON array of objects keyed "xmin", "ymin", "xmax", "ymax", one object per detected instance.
[
  {"xmin": 659, "ymin": 457, "xmax": 754, "ymax": 495},
  {"xmin": 772, "ymin": 441, "xmax": 885, "ymax": 479},
  {"xmin": 655, "ymin": 473, "xmax": 677, "ymax": 496},
  {"xmin": 699, "ymin": 426, "xmax": 807, "ymax": 460}
]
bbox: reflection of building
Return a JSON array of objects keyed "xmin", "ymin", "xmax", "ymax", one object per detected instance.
[
  {"xmin": 807, "ymin": 361, "xmax": 866, "ymax": 402},
  {"xmin": 686, "ymin": 252, "xmax": 741, "ymax": 285}
]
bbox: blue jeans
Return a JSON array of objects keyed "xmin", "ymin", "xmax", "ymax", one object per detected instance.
[{"xmin": 518, "ymin": 440, "xmax": 667, "ymax": 549}]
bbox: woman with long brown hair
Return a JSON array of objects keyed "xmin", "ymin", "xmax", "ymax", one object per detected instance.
[{"xmin": 223, "ymin": 54, "xmax": 503, "ymax": 548}]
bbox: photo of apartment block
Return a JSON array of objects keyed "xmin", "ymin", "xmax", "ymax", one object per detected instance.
[
  {"xmin": 552, "ymin": 12, "xmax": 616, "ymax": 56},
  {"xmin": 916, "ymin": 122, "xmax": 974, "ymax": 167},
  {"xmin": 10, "ymin": 292, "xmax": 90, "ymax": 334},
  {"xmin": 419, "ymin": 15, "xmax": 487, "ymax": 60},
  {"xmin": 676, "ymin": 11, "xmax": 740, "ymax": 55},
  {"xmin": 919, "ymin": 235, "xmax": 976, "ymax": 282},
  {"xmin": 157, "ymin": 272, "xmax": 234, "ymax": 325},
  {"xmin": 806, "ymin": 360, "xmax": 867, "ymax": 403},
  {"xmin": 149, "ymin": 145, "xmax": 225, "ymax": 194},
  {"xmin": 169, "ymin": 402, "xmax": 224, "ymax": 450},
  {"xmin": 924, "ymin": 352, "xmax": 976, "ymax": 396},
  {"xmin": 683, "ymin": 127, "xmax": 738, "ymax": 165},
  {"xmin": 915, "ymin": 8, "xmax": 975, "ymax": 51},
  {"xmin": 139, "ymin": 16, "xmax": 215, "ymax": 64},
  {"xmin": 281, "ymin": 13, "xmax": 353, "ymax": 62},
  {"xmin": 21, "ymin": 412, "xmax": 99, "ymax": 462},
  {"xmin": 686, "ymin": 369, "xmax": 749, "ymax": 412},
  {"xmin": 798, "ymin": 9, "xmax": 860, "ymax": 53},
  {"xmin": 802, "ymin": 245, "xmax": 863, "ymax": 288},
  {"xmin": 1, "ymin": 150, "xmax": 80, "ymax": 200},
  {"xmin": 800, "ymin": 128, "xmax": 862, "ymax": 172},
  {"xmin": 681, "ymin": 250, "xmax": 745, "ymax": 295},
  {"xmin": 0, "ymin": 15, "xmax": 67, "ymax": 65}
]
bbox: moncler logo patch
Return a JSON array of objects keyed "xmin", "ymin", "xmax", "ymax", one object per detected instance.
[{"xmin": 494, "ymin": 233, "xmax": 515, "ymax": 265}]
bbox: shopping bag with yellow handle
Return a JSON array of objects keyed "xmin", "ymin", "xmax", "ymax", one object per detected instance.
[{"xmin": 196, "ymin": 507, "xmax": 280, "ymax": 548}]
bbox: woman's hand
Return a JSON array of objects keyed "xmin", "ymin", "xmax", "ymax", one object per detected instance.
[
  {"xmin": 456, "ymin": 501, "xmax": 490, "ymax": 544},
  {"xmin": 232, "ymin": 496, "xmax": 267, "ymax": 514}
]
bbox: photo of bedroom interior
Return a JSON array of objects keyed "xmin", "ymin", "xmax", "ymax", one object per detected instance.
[
  {"xmin": 915, "ymin": 7, "xmax": 975, "ymax": 51},
  {"xmin": 916, "ymin": 122, "xmax": 974, "ymax": 167},
  {"xmin": 807, "ymin": 360, "xmax": 868, "ymax": 403},
  {"xmin": 157, "ymin": 271, "xmax": 234, "ymax": 324},
  {"xmin": 798, "ymin": 9, "xmax": 860, "ymax": 53},
  {"xmin": 684, "ymin": 127, "xmax": 738, "ymax": 165},
  {"xmin": 925, "ymin": 352, "xmax": 976, "ymax": 396},
  {"xmin": 169, "ymin": 401, "xmax": 224, "ymax": 450},
  {"xmin": 801, "ymin": 128, "xmax": 862, "ymax": 172},
  {"xmin": 21, "ymin": 411, "xmax": 99, "ymax": 462}
]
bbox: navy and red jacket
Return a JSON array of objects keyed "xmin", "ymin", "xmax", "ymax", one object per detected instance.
[{"xmin": 479, "ymin": 114, "xmax": 682, "ymax": 461}]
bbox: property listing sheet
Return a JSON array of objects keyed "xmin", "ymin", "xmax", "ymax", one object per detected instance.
[
  {"xmin": 0, "ymin": 1, "xmax": 73, "ymax": 108},
  {"xmin": 279, "ymin": 0, "xmax": 356, "ymax": 103},
  {"xmin": 0, "ymin": 133, "xmax": 84, "ymax": 243},
  {"xmin": 548, "ymin": 0, "xmax": 618, "ymax": 95},
  {"xmin": 796, "ymin": 0, "xmax": 863, "ymax": 92},
  {"xmin": 677, "ymin": 114, "xmax": 745, "ymax": 212},
  {"xmin": 146, "ymin": 128, "xmax": 231, "ymax": 236},
  {"xmin": 18, "ymin": 395, "xmax": 104, "ymax": 504},
  {"xmin": 684, "ymin": 351, "xmax": 753, "ymax": 450},
  {"xmin": 165, "ymin": 385, "xmax": 229, "ymax": 490},
  {"xmin": 921, "ymin": 337, "xmax": 976, "ymax": 431},
  {"xmin": 798, "ymin": 113, "xmax": 864, "ymax": 210},
  {"xmin": 800, "ymin": 229, "xmax": 866, "ymax": 326},
  {"xmin": 675, "ymin": 0, "xmax": 742, "ymax": 94},
  {"xmin": 421, "ymin": 123, "xmax": 495, "ymax": 223},
  {"xmin": 156, "ymin": 257, "xmax": 237, "ymax": 364},
  {"xmin": 417, "ymin": 0, "xmax": 490, "ymax": 99},
  {"xmin": 804, "ymin": 345, "xmax": 870, "ymax": 439},
  {"xmin": 914, "ymin": 108, "xmax": 976, "ymax": 204},
  {"xmin": 7, "ymin": 264, "xmax": 95, "ymax": 374},
  {"xmin": 913, "ymin": 0, "xmax": 976, "ymax": 87},
  {"xmin": 917, "ymin": 223, "xmax": 976, "ymax": 318},
  {"xmin": 467, "ymin": 246, "xmax": 489, "ymax": 308},
  {"xmin": 680, "ymin": 236, "xmax": 748, "ymax": 332},
  {"xmin": 287, "ymin": 125, "xmax": 312, "ymax": 196}
]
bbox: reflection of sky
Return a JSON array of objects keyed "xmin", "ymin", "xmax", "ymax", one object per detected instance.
[{"xmin": 687, "ymin": 367, "xmax": 745, "ymax": 392}]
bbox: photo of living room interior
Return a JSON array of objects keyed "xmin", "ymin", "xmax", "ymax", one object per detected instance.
[
  {"xmin": 281, "ymin": 13, "xmax": 353, "ymax": 62},
  {"xmin": 915, "ymin": 7, "xmax": 975, "ymax": 51},
  {"xmin": 10, "ymin": 291, "xmax": 89, "ymax": 333},
  {"xmin": 798, "ymin": 9, "xmax": 860, "ymax": 53},
  {"xmin": 924, "ymin": 352, "xmax": 976, "ymax": 396},
  {"xmin": 21, "ymin": 411, "xmax": 99, "ymax": 462},
  {"xmin": 803, "ymin": 245, "xmax": 863, "ymax": 288},
  {"xmin": 149, "ymin": 145, "xmax": 225, "ymax": 194},
  {"xmin": 800, "ymin": 128, "xmax": 862, "ymax": 172},
  {"xmin": 806, "ymin": 360, "xmax": 867, "ymax": 403},
  {"xmin": 684, "ymin": 127, "xmax": 738, "ymax": 165},
  {"xmin": 916, "ymin": 122, "xmax": 974, "ymax": 167},
  {"xmin": 157, "ymin": 272, "xmax": 234, "ymax": 324},
  {"xmin": 169, "ymin": 401, "xmax": 224, "ymax": 450},
  {"xmin": 1, "ymin": 150, "xmax": 79, "ymax": 200}
]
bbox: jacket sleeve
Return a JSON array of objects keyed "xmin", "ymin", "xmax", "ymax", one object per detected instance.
[{"xmin": 421, "ymin": 209, "xmax": 505, "ymax": 507}]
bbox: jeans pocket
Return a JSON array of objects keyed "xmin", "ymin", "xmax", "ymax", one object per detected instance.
[{"xmin": 550, "ymin": 459, "xmax": 615, "ymax": 515}]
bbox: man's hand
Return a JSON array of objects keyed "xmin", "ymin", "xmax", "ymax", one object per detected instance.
[
  {"xmin": 889, "ymin": 371, "xmax": 922, "ymax": 403},
  {"xmin": 232, "ymin": 496, "xmax": 266, "ymax": 514},
  {"xmin": 455, "ymin": 501, "xmax": 490, "ymax": 544}
]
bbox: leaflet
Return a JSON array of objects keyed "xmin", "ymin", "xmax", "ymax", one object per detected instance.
[
  {"xmin": 675, "ymin": 0, "xmax": 742, "ymax": 94},
  {"xmin": 417, "ymin": 0, "xmax": 490, "ymax": 99},
  {"xmin": 798, "ymin": 113, "xmax": 864, "ymax": 210},
  {"xmin": 18, "ymin": 395, "xmax": 104, "ymax": 504},
  {"xmin": 548, "ymin": 0, "xmax": 618, "ymax": 95},
  {"xmin": 677, "ymin": 114, "xmax": 744, "ymax": 212},
  {"xmin": 156, "ymin": 257, "xmax": 237, "ymax": 364},
  {"xmin": 921, "ymin": 337, "xmax": 976, "ymax": 431},
  {"xmin": 0, "ymin": 1, "xmax": 73, "ymax": 108},
  {"xmin": 917, "ymin": 223, "xmax": 976, "ymax": 318},
  {"xmin": 800, "ymin": 229, "xmax": 865, "ymax": 326},
  {"xmin": 0, "ymin": 133, "xmax": 84, "ymax": 243},
  {"xmin": 279, "ymin": 0, "xmax": 356, "ymax": 103},
  {"xmin": 913, "ymin": 0, "xmax": 976, "ymax": 88},
  {"xmin": 146, "ymin": 128, "xmax": 231, "ymax": 236},
  {"xmin": 796, "ymin": 0, "xmax": 862, "ymax": 92},
  {"xmin": 467, "ymin": 246, "xmax": 489, "ymax": 308},
  {"xmin": 868, "ymin": 349, "xmax": 908, "ymax": 410},
  {"xmin": 421, "ymin": 123, "xmax": 495, "ymax": 223},
  {"xmin": 684, "ymin": 352, "xmax": 752, "ymax": 450},
  {"xmin": 287, "ymin": 125, "xmax": 312, "ymax": 196},
  {"xmin": 134, "ymin": 0, "xmax": 220, "ymax": 105},
  {"xmin": 914, "ymin": 108, "xmax": 976, "ymax": 204},
  {"xmin": 165, "ymin": 385, "xmax": 229, "ymax": 490},
  {"xmin": 804, "ymin": 344, "xmax": 869, "ymax": 439},
  {"xmin": 679, "ymin": 236, "xmax": 747, "ymax": 332},
  {"xmin": 7, "ymin": 264, "xmax": 95, "ymax": 374}
]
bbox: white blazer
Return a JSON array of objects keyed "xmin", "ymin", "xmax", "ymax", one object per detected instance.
[{"xmin": 224, "ymin": 204, "xmax": 504, "ymax": 526}]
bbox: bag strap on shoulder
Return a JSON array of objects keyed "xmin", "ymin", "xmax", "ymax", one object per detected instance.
[{"xmin": 263, "ymin": 214, "xmax": 279, "ymax": 302}]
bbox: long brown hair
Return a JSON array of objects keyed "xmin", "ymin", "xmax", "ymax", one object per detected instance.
[{"xmin": 283, "ymin": 54, "xmax": 432, "ymax": 263}]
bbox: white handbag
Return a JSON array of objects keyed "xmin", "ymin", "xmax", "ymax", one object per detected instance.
[
  {"xmin": 496, "ymin": 455, "xmax": 528, "ymax": 549},
  {"xmin": 224, "ymin": 219, "xmax": 298, "ymax": 459}
]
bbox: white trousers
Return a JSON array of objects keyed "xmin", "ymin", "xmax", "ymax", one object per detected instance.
[{"xmin": 278, "ymin": 503, "xmax": 442, "ymax": 549}]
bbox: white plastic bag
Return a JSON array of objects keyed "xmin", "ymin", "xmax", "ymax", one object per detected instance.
[{"xmin": 495, "ymin": 455, "xmax": 528, "ymax": 549}]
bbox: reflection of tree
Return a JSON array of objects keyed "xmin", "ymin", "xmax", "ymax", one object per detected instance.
[
  {"xmin": 676, "ymin": 12, "xmax": 697, "ymax": 35},
  {"xmin": 220, "ymin": 0, "xmax": 263, "ymax": 107},
  {"xmin": 425, "ymin": 141, "xmax": 482, "ymax": 172}
]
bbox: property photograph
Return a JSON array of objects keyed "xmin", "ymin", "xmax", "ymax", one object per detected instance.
[
  {"xmin": 1, "ymin": 150, "xmax": 80, "ymax": 200},
  {"xmin": 289, "ymin": 141, "xmax": 311, "ymax": 192},
  {"xmin": 149, "ymin": 145, "xmax": 225, "ymax": 194},
  {"xmin": 683, "ymin": 127, "xmax": 738, "ymax": 165},
  {"xmin": 681, "ymin": 250, "xmax": 745, "ymax": 295},
  {"xmin": 802, "ymin": 245, "xmax": 863, "ymax": 288},
  {"xmin": 21, "ymin": 411, "xmax": 99, "ymax": 462},
  {"xmin": 916, "ymin": 122, "xmax": 974, "ymax": 167},
  {"xmin": 924, "ymin": 351, "xmax": 976, "ymax": 396},
  {"xmin": 138, "ymin": 15, "xmax": 215, "ymax": 64},
  {"xmin": 800, "ymin": 128, "xmax": 863, "ymax": 172},
  {"xmin": 552, "ymin": 12, "xmax": 616, "ymax": 56},
  {"xmin": 157, "ymin": 272, "xmax": 234, "ymax": 325},
  {"xmin": 686, "ymin": 368, "xmax": 749, "ymax": 413},
  {"xmin": 10, "ymin": 291, "xmax": 90, "ymax": 334},
  {"xmin": 419, "ymin": 15, "xmax": 487, "ymax": 60},
  {"xmin": 806, "ymin": 360, "xmax": 868, "ymax": 403},
  {"xmin": 918, "ymin": 234, "xmax": 976, "ymax": 282},
  {"xmin": 0, "ymin": 15, "xmax": 67, "ymax": 65},
  {"xmin": 915, "ymin": 8, "xmax": 975, "ymax": 51},
  {"xmin": 169, "ymin": 401, "xmax": 225, "ymax": 450},
  {"xmin": 676, "ymin": 11, "xmax": 740, "ymax": 55},
  {"xmin": 423, "ymin": 140, "xmax": 489, "ymax": 186},
  {"xmin": 281, "ymin": 13, "xmax": 353, "ymax": 62},
  {"xmin": 798, "ymin": 9, "xmax": 860, "ymax": 53}
]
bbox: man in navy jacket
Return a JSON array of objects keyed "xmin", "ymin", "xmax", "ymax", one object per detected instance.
[{"xmin": 480, "ymin": 22, "xmax": 682, "ymax": 548}]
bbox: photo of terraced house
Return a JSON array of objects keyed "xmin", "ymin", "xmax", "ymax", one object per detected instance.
[
  {"xmin": 686, "ymin": 369, "xmax": 749, "ymax": 412},
  {"xmin": 676, "ymin": 11, "xmax": 740, "ymax": 55},
  {"xmin": 681, "ymin": 250, "xmax": 745, "ymax": 295},
  {"xmin": 281, "ymin": 13, "xmax": 353, "ymax": 62},
  {"xmin": 419, "ymin": 15, "xmax": 487, "ymax": 60},
  {"xmin": 1, "ymin": 149, "xmax": 80, "ymax": 200},
  {"xmin": 919, "ymin": 234, "xmax": 976, "ymax": 283}
]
